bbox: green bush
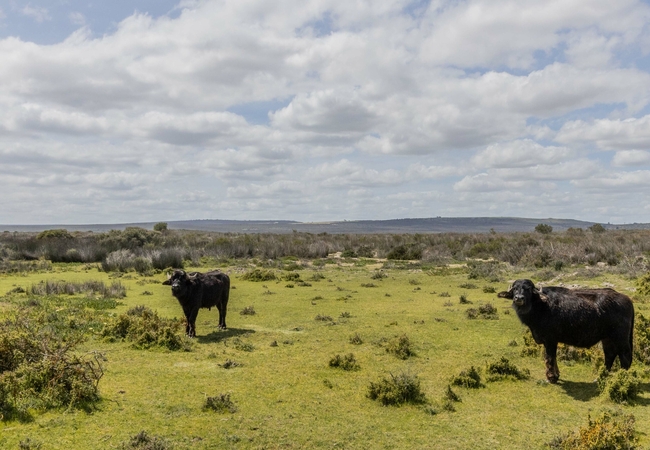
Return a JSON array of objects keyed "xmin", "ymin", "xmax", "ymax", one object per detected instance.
[
  {"xmin": 367, "ymin": 372, "xmax": 426, "ymax": 406},
  {"xmin": 385, "ymin": 334, "xmax": 415, "ymax": 359},
  {"xmin": 329, "ymin": 353, "xmax": 360, "ymax": 371},
  {"xmin": 597, "ymin": 369, "xmax": 640, "ymax": 404},
  {"xmin": 634, "ymin": 313, "xmax": 650, "ymax": 364},
  {"xmin": 485, "ymin": 357, "xmax": 530, "ymax": 381},
  {"xmin": 241, "ymin": 269, "xmax": 277, "ymax": 282},
  {"xmin": 0, "ymin": 311, "xmax": 104, "ymax": 418},
  {"xmin": 204, "ymin": 393, "xmax": 237, "ymax": 413},
  {"xmin": 120, "ymin": 430, "xmax": 172, "ymax": 450},
  {"xmin": 549, "ymin": 411, "xmax": 636, "ymax": 450},
  {"xmin": 101, "ymin": 306, "xmax": 189, "ymax": 351},
  {"xmin": 450, "ymin": 366, "xmax": 483, "ymax": 389}
]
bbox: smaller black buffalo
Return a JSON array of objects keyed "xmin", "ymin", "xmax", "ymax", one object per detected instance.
[
  {"xmin": 498, "ymin": 279, "xmax": 634, "ymax": 383},
  {"xmin": 163, "ymin": 269, "xmax": 230, "ymax": 337}
]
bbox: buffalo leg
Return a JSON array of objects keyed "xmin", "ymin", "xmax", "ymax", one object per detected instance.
[
  {"xmin": 544, "ymin": 342, "xmax": 560, "ymax": 383},
  {"xmin": 602, "ymin": 339, "xmax": 618, "ymax": 371},
  {"xmin": 218, "ymin": 303, "xmax": 227, "ymax": 329},
  {"xmin": 187, "ymin": 307, "xmax": 199, "ymax": 338}
]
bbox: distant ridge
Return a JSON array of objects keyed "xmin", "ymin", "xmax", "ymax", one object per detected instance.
[{"xmin": 2, "ymin": 217, "xmax": 649, "ymax": 234}]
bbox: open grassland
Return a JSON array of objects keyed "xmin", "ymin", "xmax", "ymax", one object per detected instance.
[{"xmin": 1, "ymin": 259, "xmax": 650, "ymax": 449}]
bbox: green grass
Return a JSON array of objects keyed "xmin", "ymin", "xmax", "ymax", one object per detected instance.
[{"xmin": 0, "ymin": 262, "xmax": 649, "ymax": 449}]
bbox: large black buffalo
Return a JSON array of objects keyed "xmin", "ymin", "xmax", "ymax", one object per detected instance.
[
  {"xmin": 498, "ymin": 279, "xmax": 634, "ymax": 383},
  {"xmin": 163, "ymin": 269, "xmax": 230, "ymax": 337}
]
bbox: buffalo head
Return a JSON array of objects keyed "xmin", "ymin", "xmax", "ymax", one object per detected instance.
[
  {"xmin": 497, "ymin": 279, "xmax": 545, "ymax": 313},
  {"xmin": 162, "ymin": 269, "xmax": 196, "ymax": 296}
]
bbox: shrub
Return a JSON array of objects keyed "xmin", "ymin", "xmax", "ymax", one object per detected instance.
[
  {"xmin": 549, "ymin": 411, "xmax": 636, "ymax": 450},
  {"xmin": 0, "ymin": 312, "xmax": 104, "ymax": 417},
  {"xmin": 597, "ymin": 369, "xmax": 641, "ymax": 404},
  {"xmin": 329, "ymin": 353, "xmax": 360, "ymax": 371},
  {"xmin": 219, "ymin": 359, "xmax": 242, "ymax": 369},
  {"xmin": 478, "ymin": 303, "xmax": 499, "ymax": 319},
  {"xmin": 459, "ymin": 294, "xmax": 471, "ymax": 304},
  {"xmin": 315, "ymin": 314, "xmax": 333, "ymax": 322},
  {"xmin": 204, "ymin": 393, "xmax": 237, "ymax": 413},
  {"xmin": 386, "ymin": 244, "xmax": 422, "ymax": 261},
  {"xmin": 535, "ymin": 224, "xmax": 553, "ymax": 234},
  {"xmin": 634, "ymin": 313, "xmax": 650, "ymax": 365},
  {"xmin": 367, "ymin": 372, "xmax": 426, "ymax": 406},
  {"xmin": 120, "ymin": 430, "xmax": 172, "ymax": 450},
  {"xmin": 151, "ymin": 248, "xmax": 184, "ymax": 270},
  {"xmin": 229, "ymin": 337, "xmax": 254, "ymax": 352},
  {"xmin": 467, "ymin": 260, "xmax": 502, "ymax": 282},
  {"xmin": 371, "ymin": 271, "xmax": 387, "ymax": 280},
  {"xmin": 520, "ymin": 329, "xmax": 542, "ymax": 357},
  {"xmin": 349, "ymin": 333, "xmax": 363, "ymax": 345},
  {"xmin": 153, "ymin": 222, "xmax": 168, "ymax": 232},
  {"xmin": 485, "ymin": 357, "xmax": 530, "ymax": 381},
  {"xmin": 589, "ymin": 223, "xmax": 607, "ymax": 234},
  {"xmin": 450, "ymin": 366, "xmax": 483, "ymax": 389},
  {"xmin": 241, "ymin": 269, "xmax": 277, "ymax": 282},
  {"xmin": 385, "ymin": 334, "xmax": 415, "ymax": 359},
  {"xmin": 29, "ymin": 280, "xmax": 126, "ymax": 300},
  {"xmin": 101, "ymin": 306, "xmax": 189, "ymax": 351},
  {"xmin": 458, "ymin": 282, "xmax": 477, "ymax": 289},
  {"xmin": 240, "ymin": 306, "xmax": 256, "ymax": 316}
]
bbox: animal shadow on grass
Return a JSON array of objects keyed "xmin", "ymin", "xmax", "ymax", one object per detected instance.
[
  {"xmin": 197, "ymin": 328, "xmax": 255, "ymax": 344},
  {"xmin": 558, "ymin": 380, "xmax": 600, "ymax": 402}
]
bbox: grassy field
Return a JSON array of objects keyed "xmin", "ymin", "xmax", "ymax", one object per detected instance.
[{"xmin": 1, "ymin": 259, "xmax": 649, "ymax": 449}]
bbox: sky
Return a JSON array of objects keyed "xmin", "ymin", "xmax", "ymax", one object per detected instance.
[{"xmin": 1, "ymin": 0, "xmax": 650, "ymax": 225}]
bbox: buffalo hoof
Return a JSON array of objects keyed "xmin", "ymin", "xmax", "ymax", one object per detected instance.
[{"xmin": 546, "ymin": 375, "xmax": 559, "ymax": 384}]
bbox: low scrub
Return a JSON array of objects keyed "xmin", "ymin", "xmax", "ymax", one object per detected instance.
[
  {"xmin": 597, "ymin": 369, "xmax": 641, "ymax": 404},
  {"xmin": 329, "ymin": 353, "xmax": 360, "ymax": 371},
  {"xmin": 634, "ymin": 313, "xmax": 650, "ymax": 365},
  {"xmin": 0, "ymin": 311, "xmax": 104, "ymax": 419},
  {"xmin": 485, "ymin": 357, "xmax": 530, "ymax": 381},
  {"xmin": 367, "ymin": 372, "xmax": 426, "ymax": 406},
  {"xmin": 385, "ymin": 334, "xmax": 415, "ymax": 360},
  {"xmin": 548, "ymin": 411, "xmax": 636, "ymax": 450},
  {"xmin": 101, "ymin": 306, "xmax": 190, "ymax": 351},
  {"xmin": 30, "ymin": 279, "xmax": 126, "ymax": 300},
  {"xmin": 241, "ymin": 269, "xmax": 277, "ymax": 282},
  {"xmin": 204, "ymin": 393, "xmax": 237, "ymax": 413},
  {"xmin": 466, "ymin": 303, "xmax": 499, "ymax": 320},
  {"xmin": 120, "ymin": 431, "xmax": 172, "ymax": 450},
  {"xmin": 450, "ymin": 366, "xmax": 484, "ymax": 389},
  {"xmin": 240, "ymin": 305, "xmax": 256, "ymax": 316}
]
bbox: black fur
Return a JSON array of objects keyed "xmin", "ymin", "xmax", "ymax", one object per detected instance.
[
  {"xmin": 498, "ymin": 279, "xmax": 634, "ymax": 383},
  {"xmin": 163, "ymin": 269, "xmax": 230, "ymax": 337}
]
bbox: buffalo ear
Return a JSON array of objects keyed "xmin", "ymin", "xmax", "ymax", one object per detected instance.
[
  {"xmin": 533, "ymin": 286, "xmax": 549, "ymax": 302},
  {"xmin": 497, "ymin": 290, "xmax": 513, "ymax": 299}
]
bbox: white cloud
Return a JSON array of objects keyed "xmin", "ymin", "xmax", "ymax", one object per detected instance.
[
  {"xmin": 556, "ymin": 115, "xmax": 650, "ymax": 150},
  {"xmin": 69, "ymin": 12, "xmax": 86, "ymax": 27},
  {"xmin": 472, "ymin": 140, "xmax": 573, "ymax": 168},
  {"xmin": 612, "ymin": 150, "xmax": 650, "ymax": 166},
  {"xmin": 21, "ymin": 4, "xmax": 51, "ymax": 23},
  {"xmin": 0, "ymin": 0, "xmax": 650, "ymax": 224}
]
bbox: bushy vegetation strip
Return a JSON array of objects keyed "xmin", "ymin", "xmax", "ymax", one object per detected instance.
[{"xmin": 3, "ymin": 226, "xmax": 650, "ymax": 274}]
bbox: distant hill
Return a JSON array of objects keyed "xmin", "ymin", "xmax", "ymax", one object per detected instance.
[{"xmin": 2, "ymin": 217, "xmax": 648, "ymax": 234}]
